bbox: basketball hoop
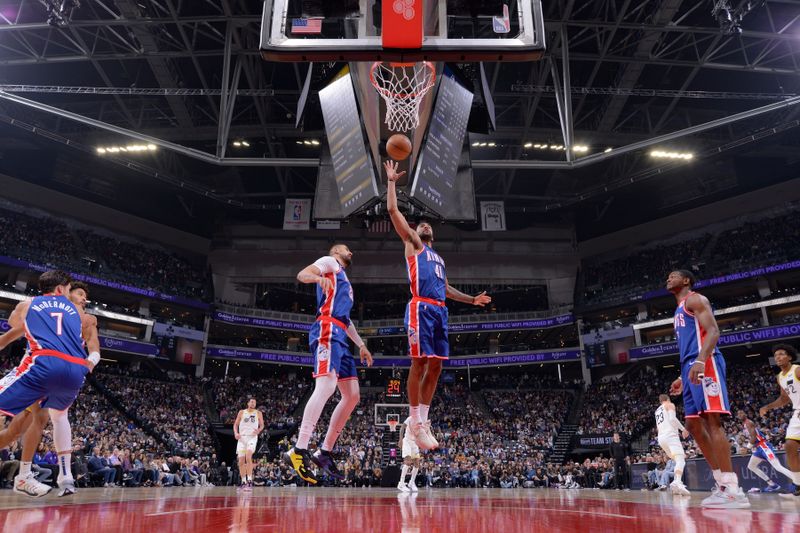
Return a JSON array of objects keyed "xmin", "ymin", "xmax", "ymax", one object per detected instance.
[
  {"xmin": 387, "ymin": 419, "xmax": 399, "ymax": 433},
  {"xmin": 370, "ymin": 61, "xmax": 436, "ymax": 133}
]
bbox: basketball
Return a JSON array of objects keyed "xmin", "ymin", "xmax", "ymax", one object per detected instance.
[{"xmin": 386, "ymin": 134, "xmax": 412, "ymax": 161}]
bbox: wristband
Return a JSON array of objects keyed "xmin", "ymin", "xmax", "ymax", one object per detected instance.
[
  {"xmin": 692, "ymin": 360, "xmax": 705, "ymax": 367},
  {"xmin": 88, "ymin": 351, "xmax": 101, "ymax": 365}
]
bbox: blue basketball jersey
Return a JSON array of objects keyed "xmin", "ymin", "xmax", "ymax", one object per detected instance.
[
  {"xmin": 406, "ymin": 244, "xmax": 446, "ymax": 301},
  {"xmin": 315, "ymin": 262, "xmax": 353, "ymax": 322},
  {"xmin": 673, "ymin": 292, "xmax": 722, "ymax": 364},
  {"xmin": 25, "ymin": 294, "xmax": 85, "ymax": 357}
]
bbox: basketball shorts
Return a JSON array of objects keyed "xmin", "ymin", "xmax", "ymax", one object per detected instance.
[
  {"xmin": 309, "ymin": 318, "xmax": 357, "ymax": 381},
  {"xmin": 658, "ymin": 434, "xmax": 684, "ymax": 458},
  {"xmin": 681, "ymin": 353, "xmax": 730, "ymax": 417},
  {"xmin": 785, "ymin": 410, "xmax": 800, "ymax": 441},
  {"xmin": 0, "ymin": 352, "xmax": 88, "ymax": 416},
  {"xmin": 237, "ymin": 435, "xmax": 258, "ymax": 456},
  {"xmin": 405, "ymin": 299, "xmax": 449, "ymax": 359},
  {"xmin": 752, "ymin": 442, "xmax": 778, "ymax": 462},
  {"xmin": 402, "ymin": 438, "xmax": 420, "ymax": 459}
]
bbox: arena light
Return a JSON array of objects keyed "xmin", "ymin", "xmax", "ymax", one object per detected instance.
[
  {"xmin": 472, "ymin": 141, "xmax": 480, "ymax": 147},
  {"xmin": 524, "ymin": 142, "xmax": 533, "ymax": 148},
  {"xmin": 0, "ymin": 289, "xmax": 26, "ymax": 302},
  {"xmin": 604, "ymin": 147, "xmax": 613, "ymax": 153},
  {"xmin": 96, "ymin": 144, "xmax": 157, "ymax": 155},
  {"xmin": 572, "ymin": 145, "xmax": 589, "ymax": 153},
  {"xmin": 488, "ymin": 142, "xmax": 496, "ymax": 147},
  {"xmin": 650, "ymin": 150, "xmax": 694, "ymax": 160}
]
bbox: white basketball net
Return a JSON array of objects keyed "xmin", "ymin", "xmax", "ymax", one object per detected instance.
[
  {"xmin": 370, "ymin": 61, "xmax": 436, "ymax": 133},
  {"xmin": 387, "ymin": 420, "xmax": 399, "ymax": 432}
]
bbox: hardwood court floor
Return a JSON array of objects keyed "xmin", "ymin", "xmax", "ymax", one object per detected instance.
[{"xmin": 0, "ymin": 486, "xmax": 798, "ymax": 532}]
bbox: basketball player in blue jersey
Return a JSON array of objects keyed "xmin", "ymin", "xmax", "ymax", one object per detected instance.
[
  {"xmin": 666, "ymin": 269, "xmax": 749, "ymax": 508},
  {"xmin": 737, "ymin": 410, "xmax": 793, "ymax": 493},
  {"xmin": 0, "ymin": 281, "xmax": 98, "ymax": 497},
  {"xmin": 284, "ymin": 245, "xmax": 373, "ymax": 484},
  {"xmin": 385, "ymin": 161, "xmax": 491, "ymax": 450},
  {"xmin": 0, "ymin": 272, "xmax": 100, "ymax": 497}
]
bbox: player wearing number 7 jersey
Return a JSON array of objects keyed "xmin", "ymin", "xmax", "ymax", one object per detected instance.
[
  {"xmin": 0, "ymin": 270, "xmax": 99, "ymax": 497},
  {"xmin": 384, "ymin": 160, "xmax": 492, "ymax": 451}
]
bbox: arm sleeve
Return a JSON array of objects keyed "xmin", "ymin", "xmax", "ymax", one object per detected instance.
[
  {"xmin": 312, "ymin": 256, "xmax": 339, "ymax": 275},
  {"xmin": 346, "ymin": 322, "xmax": 364, "ymax": 347},
  {"xmin": 667, "ymin": 410, "xmax": 685, "ymax": 432}
]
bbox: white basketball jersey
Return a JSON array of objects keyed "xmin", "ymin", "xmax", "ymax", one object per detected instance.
[
  {"xmin": 238, "ymin": 409, "xmax": 259, "ymax": 437},
  {"xmin": 655, "ymin": 405, "xmax": 677, "ymax": 439},
  {"xmin": 778, "ymin": 365, "xmax": 800, "ymax": 409}
]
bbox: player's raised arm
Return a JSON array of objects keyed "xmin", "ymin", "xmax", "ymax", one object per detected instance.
[
  {"xmin": 685, "ymin": 293, "xmax": 720, "ymax": 384},
  {"xmin": 0, "ymin": 301, "xmax": 29, "ymax": 351},
  {"xmin": 82, "ymin": 313, "xmax": 101, "ymax": 371},
  {"xmin": 384, "ymin": 160, "xmax": 423, "ymax": 252},
  {"xmin": 444, "ymin": 278, "xmax": 492, "ymax": 307}
]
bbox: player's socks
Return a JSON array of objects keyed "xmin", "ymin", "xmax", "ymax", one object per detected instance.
[
  {"xmin": 721, "ymin": 472, "xmax": 740, "ymax": 491},
  {"xmin": 400, "ymin": 464, "xmax": 409, "ymax": 483},
  {"xmin": 19, "ymin": 461, "xmax": 32, "ymax": 477},
  {"xmin": 58, "ymin": 453, "xmax": 72, "ymax": 481},
  {"xmin": 419, "ymin": 404, "xmax": 430, "ymax": 423},
  {"xmin": 409, "ymin": 466, "xmax": 419, "ymax": 490},
  {"xmin": 712, "ymin": 469, "xmax": 722, "ymax": 484},
  {"xmin": 410, "ymin": 405, "xmax": 422, "ymax": 424}
]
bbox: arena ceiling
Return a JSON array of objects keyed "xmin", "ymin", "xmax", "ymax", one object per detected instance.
[{"xmin": 0, "ymin": 1, "xmax": 799, "ymax": 238}]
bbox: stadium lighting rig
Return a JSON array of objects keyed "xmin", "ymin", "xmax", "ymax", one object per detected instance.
[
  {"xmin": 96, "ymin": 144, "xmax": 157, "ymax": 155},
  {"xmin": 45, "ymin": 0, "xmax": 81, "ymax": 28},
  {"xmin": 712, "ymin": 0, "xmax": 768, "ymax": 35},
  {"xmin": 650, "ymin": 150, "xmax": 694, "ymax": 160}
]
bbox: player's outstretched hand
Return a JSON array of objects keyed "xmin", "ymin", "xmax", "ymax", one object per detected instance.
[
  {"xmin": 669, "ymin": 378, "xmax": 683, "ymax": 396},
  {"xmin": 318, "ymin": 276, "xmax": 334, "ymax": 294},
  {"xmin": 384, "ymin": 160, "xmax": 406, "ymax": 183},
  {"xmin": 359, "ymin": 345, "xmax": 373, "ymax": 367},
  {"xmin": 758, "ymin": 406, "xmax": 768, "ymax": 418},
  {"xmin": 472, "ymin": 291, "xmax": 491, "ymax": 307},
  {"xmin": 688, "ymin": 365, "xmax": 703, "ymax": 385},
  {"xmin": 234, "ymin": 432, "xmax": 240, "ymax": 441}
]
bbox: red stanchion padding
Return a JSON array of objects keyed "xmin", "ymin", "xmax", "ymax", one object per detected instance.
[{"xmin": 382, "ymin": 0, "xmax": 423, "ymax": 49}]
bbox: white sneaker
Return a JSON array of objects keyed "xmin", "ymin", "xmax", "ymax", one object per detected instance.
[
  {"xmin": 409, "ymin": 482, "xmax": 418, "ymax": 492},
  {"xmin": 411, "ymin": 421, "xmax": 438, "ymax": 450},
  {"xmin": 670, "ymin": 480, "xmax": 691, "ymax": 496},
  {"xmin": 658, "ymin": 484, "xmax": 667, "ymax": 491},
  {"xmin": 57, "ymin": 477, "xmax": 76, "ymax": 497},
  {"xmin": 701, "ymin": 485, "xmax": 750, "ymax": 508},
  {"xmin": 397, "ymin": 482, "xmax": 410, "ymax": 492},
  {"xmin": 13, "ymin": 472, "xmax": 52, "ymax": 498}
]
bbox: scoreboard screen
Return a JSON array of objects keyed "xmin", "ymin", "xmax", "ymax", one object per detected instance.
[{"xmin": 386, "ymin": 378, "xmax": 402, "ymax": 399}]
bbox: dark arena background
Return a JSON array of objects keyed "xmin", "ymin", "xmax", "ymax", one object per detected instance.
[{"xmin": 0, "ymin": 1, "xmax": 799, "ymax": 531}]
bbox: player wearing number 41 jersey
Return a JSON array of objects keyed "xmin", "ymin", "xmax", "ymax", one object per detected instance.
[
  {"xmin": 760, "ymin": 344, "xmax": 800, "ymax": 497},
  {"xmin": 666, "ymin": 269, "xmax": 749, "ymax": 508},
  {"xmin": 385, "ymin": 160, "xmax": 491, "ymax": 451}
]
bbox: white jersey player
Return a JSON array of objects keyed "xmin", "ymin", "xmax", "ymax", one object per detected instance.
[
  {"xmin": 397, "ymin": 417, "xmax": 420, "ymax": 492},
  {"xmin": 234, "ymin": 398, "xmax": 264, "ymax": 491},
  {"xmin": 655, "ymin": 394, "xmax": 691, "ymax": 495},
  {"xmin": 760, "ymin": 344, "xmax": 800, "ymax": 497}
]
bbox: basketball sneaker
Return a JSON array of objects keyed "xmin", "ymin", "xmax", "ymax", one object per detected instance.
[
  {"xmin": 762, "ymin": 483, "xmax": 782, "ymax": 493},
  {"xmin": 701, "ymin": 485, "xmax": 750, "ymax": 508},
  {"xmin": 57, "ymin": 477, "xmax": 76, "ymax": 498},
  {"xmin": 669, "ymin": 480, "xmax": 691, "ymax": 496},
  {"xmin": 410, "ymin": 421, "xmax": 438, "ymax": 450},
  {"xmin": 13, "ymin": 472, "xmax": 52, "ymax": 498},
  {"xmin": 312, "ymin": 449, "xmax": 344, "ymax": 480},
  {"xmin": 283, "ymin": 447, "xmax": 319, "ymax": 485},
  {"xmin": 409, "ymin": 481, "xmax": 418, "ymax": 492},
  {"xmin": 397, "ymin": 481, "xmax": 410, "ymax": 492}
]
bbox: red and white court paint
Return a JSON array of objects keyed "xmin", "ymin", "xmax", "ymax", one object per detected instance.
[{"xmin": 0, "ymin": 487, "xmax": 798, "ymax": 532}]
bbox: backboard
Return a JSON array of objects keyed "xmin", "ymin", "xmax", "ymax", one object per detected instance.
[{"xmin": 260, "ymin": 0, "xmax": 546, "ymax": 62}]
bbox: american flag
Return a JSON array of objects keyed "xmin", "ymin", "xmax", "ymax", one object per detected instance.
[
  {"xmin": 368, "ymin": 219, "xmax": 392, "ymax": 233},
  {"xmin": 291, "ymin": 18, "xmax": 323, "ymax": 34}
]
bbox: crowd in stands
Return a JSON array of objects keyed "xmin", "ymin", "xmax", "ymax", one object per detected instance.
[
  {"xmin": 92, "ymin": 370, "xmax": 216, "ymax": 457},
  {"xmin": 579, "ymin": 207, "xmax": 800, "ymax": 308},
  {"xmin": 0, "ymin": 204, "xmax": 208, "ymax": 301},
  {"xmin": 209, "ymin": 373, "xmax": 311, "ymax": 430}
]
